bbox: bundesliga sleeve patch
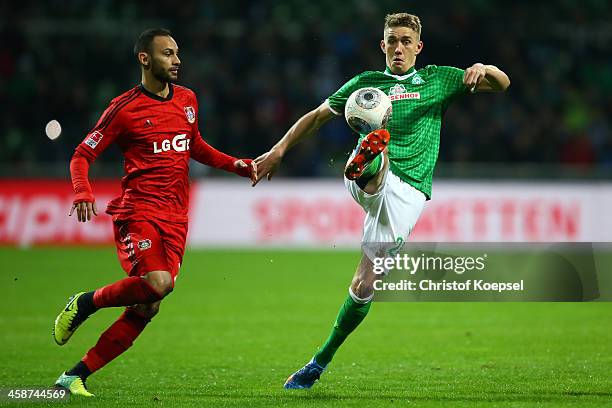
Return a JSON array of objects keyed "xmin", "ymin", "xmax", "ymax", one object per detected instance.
[
  {"xmin": 84, "ymin": 131, "xmax": 104, "ymax": 149},
  {"xmin": 184, "ymin": 106, "xmax": 195, "ymax": 124}
]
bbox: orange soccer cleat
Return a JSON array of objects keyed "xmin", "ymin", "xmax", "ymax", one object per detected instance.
[{"xmin": 344, "ymin": 129, "xmax": 390, "ymax": 180}]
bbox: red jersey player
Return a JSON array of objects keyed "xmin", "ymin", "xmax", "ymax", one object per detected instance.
[{"xmin": 52, "ymin": 28, "xmax": 256, "ymax": 397}]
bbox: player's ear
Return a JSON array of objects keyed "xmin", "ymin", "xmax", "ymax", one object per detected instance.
[
  {"xmin": 380, "ymin": 39, "xmax": 386, "ymax": 53},
  {"xmin": 138, "ymin": 52, "xmax": 150, "ymax": 68},
  {"xmin": 415, "ymin": 40, "xmax": 423, "ymax": 56}
]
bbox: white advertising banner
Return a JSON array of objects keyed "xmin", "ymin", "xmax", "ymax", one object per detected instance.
[
  {"xmin": 2, "ymin": 180, "xmax": 611, "ymax": 246},
  {"xmin": 189, "ymin": 180, "xmax": 612, "ymax": 246},
  {"xmin": 189, "ymin": 179, "xmax": 364, "ymax": 247}
]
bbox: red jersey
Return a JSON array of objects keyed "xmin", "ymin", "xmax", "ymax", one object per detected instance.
[{"xmin": 74, "ymin": 83, "xmax": 244, "ymax": 223}]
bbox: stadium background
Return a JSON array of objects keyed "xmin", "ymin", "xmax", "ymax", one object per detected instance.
[{"xmin": 1, "ymin": 1, "xmax": 611, "ymax": 406}]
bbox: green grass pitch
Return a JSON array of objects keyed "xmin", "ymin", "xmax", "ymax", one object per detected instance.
[{"xmin": 1, "ymin": 247, "xmax": 611, "ymax": 407}]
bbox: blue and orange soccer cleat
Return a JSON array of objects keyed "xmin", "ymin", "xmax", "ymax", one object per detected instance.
[
  {"xmin": 283, "ymin": 358, "xmax": 327, "ymax": 389},
  {"xmin": 344, "ymin": 129, "xmax": 390, "ymax": 180},
  {"xmin": 54, "ymin": 372, "xmax": 94, "ymax": 397}
]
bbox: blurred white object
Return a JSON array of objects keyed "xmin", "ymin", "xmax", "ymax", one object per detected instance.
[{"xmin": 45, "ymin": 120, "xmax": 62, "ymax": 140}]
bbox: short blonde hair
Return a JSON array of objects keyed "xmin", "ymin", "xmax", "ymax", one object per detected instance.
[{"xmin": 384, "ymin": 13, "xmax": 422, "ymax": 37}]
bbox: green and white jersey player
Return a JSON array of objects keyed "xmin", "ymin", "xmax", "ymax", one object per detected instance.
[{"xmin": 254, "ymin": 13, "xmax": 510, "ymax": 389}]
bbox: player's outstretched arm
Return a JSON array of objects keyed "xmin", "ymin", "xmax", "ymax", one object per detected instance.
[
  {"xmin": 190, "ymin": 136, "xmax": 257, "ymax": 184},
  {"xmin": 253, "ymin": 102, "xmax": 335, "ymax": 185},
  {"xmin": 464, "ymin": 63, "xmax": 510, "ymax": 93},
  {"xmin": 69, "ymin": 151, "xmax": 98, "ymax": 222}
]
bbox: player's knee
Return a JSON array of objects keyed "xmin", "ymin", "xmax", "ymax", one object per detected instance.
[
  {"xmin": 350, "ymin": 277, "xmax": 374, "ymax": 301},
  {"xmin": 147, "ymin": 302, "xmax": 161, "ymax": 318},
  {"xmin": 144, "ymin": 270, "xmax": 174, "ymax": 298},
  {"xmin": 131, "ymin": 302, "xmax": 161, "ymax": 319}
]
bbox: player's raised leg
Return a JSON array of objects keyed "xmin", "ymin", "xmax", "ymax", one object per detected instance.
[
  {"xmin": 284, "ymin": 255, "xmax": 377, "ymax": 389},
  {"xmin": 53, "ymin": 219, "xmax": 175, "ymax": 346},
  {"xmin": 55, "ymin": 300, "xmax": 161, "ymax": 397},
  {"xmin": 53, "ymin": 270, "xmax": 172, "ymax": 346}
]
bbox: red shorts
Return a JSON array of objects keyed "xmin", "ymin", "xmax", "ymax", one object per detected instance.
[{"xmin": 113, "ymin": 219, "xmax": 188, "ymax": 281}]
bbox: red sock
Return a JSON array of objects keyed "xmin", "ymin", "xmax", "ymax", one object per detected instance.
[
  {"xmin": 93, "ymin": 276, "xmax": 162, "ymax": 308},
  {"xmin": 82, "ymin": 308, "xmax": 150, "ymax": 373}
]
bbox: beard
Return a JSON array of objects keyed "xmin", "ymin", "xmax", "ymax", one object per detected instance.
[{"xmin": 149, "ymin": 60, "xmax": 175, "ymax": 83}]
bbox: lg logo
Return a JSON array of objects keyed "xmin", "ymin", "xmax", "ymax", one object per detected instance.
[{"xmin": 153, "ymin": 134, "xmax": 190, "ymax": 153}]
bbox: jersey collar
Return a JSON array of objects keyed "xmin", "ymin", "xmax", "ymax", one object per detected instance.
[
  {"xmin": 139, "ymin": 83, "xmax": 174, "ymax": 102},
  {"xmin": 383, "ymin": 66, "xmax": 417, "ymax": 80}
]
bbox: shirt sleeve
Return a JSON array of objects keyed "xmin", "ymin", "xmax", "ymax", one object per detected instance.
[
  {"xmin": 75, "ymin": 100, "xmax": 125, "ymax": 162},
  {"xmin": 190, "ymin": 135, "xmax": 240, "ymax": 172},
  {"xmin": 70, "ymin": 151, "xmax": 94, "ymax": 203},
  {"xmin": 327, "ymin": 74, "xmax": 361, "ymax": 116},
  {"xmin": 435, "ymin": 66, "xmax": 468, "ymax": 103}
]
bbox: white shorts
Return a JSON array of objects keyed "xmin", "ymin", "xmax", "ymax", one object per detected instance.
[{"xmin": 345, "ymin": 168, "xmax": 426, "ymax": 260}]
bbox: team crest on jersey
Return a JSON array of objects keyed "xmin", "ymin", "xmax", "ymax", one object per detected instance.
[
  {"xmin": 389, "ymin": 84, "xmax": 407, "ymax": 95},
  {"xmin": 84, "ymin": 131, "xmax": 103, "ymax": 149},
  {"xmin": 388, "ymin": 84, "xmax": 420, "ymax": 101},
  {"xmin": 411, "ymin": 74, "xmax": 425, "ymax": 85},
  {"xmin": 137, "ymin": 239, "xmax": 152, "ymax": 250},
  {"xmin": 184, "ymin": 106, "xmax": 195, "ymax": 124}
]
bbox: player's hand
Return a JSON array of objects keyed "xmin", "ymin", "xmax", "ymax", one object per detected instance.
[
  {"xmin": 253, "ymin": 148, "xmax": 283, "ymax": 186},
  {"xmin": 69, "ymin": 201, "xmax": 98, "ymax": 223},
  {"xmin": 463, "ymin": 63, "xmax": 487, "ymax": 93},
  {"xmin": 234, "ymin": 159, "xmax": 258, "ymax": 185}
]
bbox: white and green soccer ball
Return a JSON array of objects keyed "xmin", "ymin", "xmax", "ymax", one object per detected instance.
[{"xmin": 344, "ymin": 87, "xmax": 392, "ymax": 134}]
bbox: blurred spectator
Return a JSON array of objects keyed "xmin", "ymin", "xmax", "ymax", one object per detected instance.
[{"xmin": 1, "ymin": 0, "xmax": 610, "ymax": 177}]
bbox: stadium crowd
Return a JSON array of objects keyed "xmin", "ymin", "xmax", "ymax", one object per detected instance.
[{"xmin": 1, "ymin": 0, "xmax": 611, "ymax": 176}]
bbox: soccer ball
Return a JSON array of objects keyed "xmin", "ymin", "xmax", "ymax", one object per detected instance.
[{"xmin": 344, "ymin": 87, "xmax": 392, "ymax": 134}]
